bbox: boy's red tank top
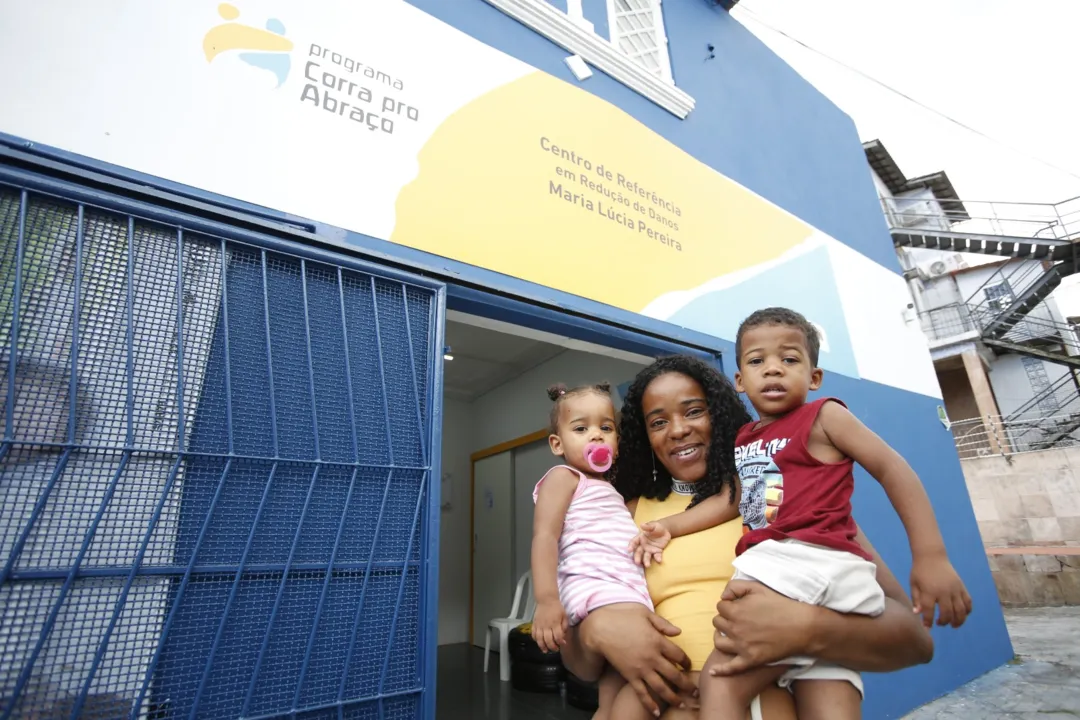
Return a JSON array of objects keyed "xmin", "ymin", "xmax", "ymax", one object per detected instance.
[{"xmin": 734, "ymin": 397, "xmax": 870, "ymax": 560}]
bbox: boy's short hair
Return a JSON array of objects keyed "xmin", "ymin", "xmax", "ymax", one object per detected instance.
[{"xmin": 735, "ymin": 307, "xmax": 820, "ymax": 368}]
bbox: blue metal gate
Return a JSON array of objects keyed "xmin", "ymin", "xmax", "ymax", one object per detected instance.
[{"xmin": 0, "ymin": 170, "xmax": 443, "ymax": 719}]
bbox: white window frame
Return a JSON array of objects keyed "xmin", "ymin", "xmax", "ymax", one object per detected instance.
[
  {"xmin": 606, "ymin": 0, "xmax": 673, "ymax": 83},
  {"xmin": 482, "ymin": 0, "xmax": 695, "ymax": 119}
]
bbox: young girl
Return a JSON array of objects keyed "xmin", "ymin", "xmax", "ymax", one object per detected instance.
[{"xmin": 531, "ymin": 382, "xmax": 737, "ymax": 719}]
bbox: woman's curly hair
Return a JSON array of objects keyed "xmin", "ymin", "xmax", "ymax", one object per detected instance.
[{"xmin": 612, "ymin": 355, "xmax": 750, "ymax": 508}]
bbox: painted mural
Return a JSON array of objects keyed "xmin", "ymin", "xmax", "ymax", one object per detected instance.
[{"xmin": 0, "ymin": 0, "xmax": 937, "ymax": 397}]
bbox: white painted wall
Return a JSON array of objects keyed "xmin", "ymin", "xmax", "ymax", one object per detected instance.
[
  {"xmin": 470, "ymin": 351, "xmax": 647, "ymax": 451},
  {"xmin": 988, "ymin": 354, "xmax": 1078, "ymax": 418},
  {"xmin": 513, "ymin": 439, "xmax": 556, "ymax": 582},
  {"xmin": 437, "ymin": 397, "xmax": 474, "ymax": 645}
]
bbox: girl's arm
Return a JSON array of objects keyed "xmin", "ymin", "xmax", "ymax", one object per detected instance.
[
  {"xmin": 711, "ymin": 526, "xmax": 933, "ymax": 674},
  {"xmin": 530, "ymin": 467, "xmax": 579, "ymax": 652}
]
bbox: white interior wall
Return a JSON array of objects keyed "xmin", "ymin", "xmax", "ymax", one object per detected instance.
[
  {"xmin": 437, "ymin": 397, "xmax": 474, "ymax": 645},
  {"xmin": 436, "ymin": 347, "xmax": 647, "ymax": 645},
  {"xmin": 469, "ymin": 350, "xmax": 647, "ymax": 451},
  {"xmin": 512, "ymin": 439, "xmax": 557, "ymax": 583}
]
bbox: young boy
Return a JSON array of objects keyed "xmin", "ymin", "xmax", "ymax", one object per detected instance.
[{"xmin": 699, "ymin": 307, "xmax": 972, "ymax": 720}]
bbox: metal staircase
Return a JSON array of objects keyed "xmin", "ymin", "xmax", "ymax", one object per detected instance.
[
  {"xmin": 889, "ymin": 194, "xmax": 1080, "ymax": 368},
  {"xmin": 890, "ymin": 194, "xmax": 1080, "ymax": 453},
  {"xmin": 1000, "ymin": 370, "xmax": 1080, "ymax": 451}
]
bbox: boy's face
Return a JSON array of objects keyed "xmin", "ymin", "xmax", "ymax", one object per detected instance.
[{"xmin": 734, "ymin": 324, "xmax": 823, "ymax": 424}]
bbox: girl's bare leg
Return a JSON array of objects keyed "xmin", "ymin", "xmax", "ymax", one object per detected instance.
[
  {"xmin": 609, "ymin": 679, "xmax": 662, "ymax": 720},
  {"xmin": 591, "ymin": 667, "xmax": 626, "ymax": 720},
  {"xmin": 560, "ymin": 624, "xmax": 605, "ymax": 683},
  {"xmin": 560, "ymin": 603, "xmax": 644, "ymax": 683}
]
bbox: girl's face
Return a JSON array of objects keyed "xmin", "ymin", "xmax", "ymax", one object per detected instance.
[
  {"xmin": 548, "ymin": 392, "xmax": 618, "ymax": 474},
  {"xmin": 641, "ymin": 372, "xmax": 712, "ymax": 483}
]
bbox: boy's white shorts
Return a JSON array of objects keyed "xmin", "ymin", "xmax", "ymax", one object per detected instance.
[{"xmin": 731, "ymin": 538, "xmax": 886, "ymax": 697}]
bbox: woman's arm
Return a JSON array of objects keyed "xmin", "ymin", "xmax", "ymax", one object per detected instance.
[
  {"xmin": 711, "ymin": 527, "xmax": 933, "ymax": 675},
  {"xmin": 571, "ymin": 604, "xmax": 696, "ymax": 715}
]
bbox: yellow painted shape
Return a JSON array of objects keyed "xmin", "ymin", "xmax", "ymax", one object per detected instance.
[
  {"xmin": 203, "ymin": 23, "xmax": 293, "ymax": 62},
  {"xmin": 218, "ymin": 3, "xmax": 240, "ymax": 21},
  {"xmin": 392, "ymin": 71, "xmax": 812, "ymax": 314}
]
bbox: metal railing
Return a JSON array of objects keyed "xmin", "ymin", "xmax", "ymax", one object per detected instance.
[
  {"xmin": 952, "ymin": 411, "xmax": 1080, "ymax": 459},
  {"xmin": 918, "ymin": 300, "xmax": 1079, "ymax": 349},
  {"xmin": 918, "ymin": 303, "xmax": 979, "ymax": 343},
  {"xmin": 883, "ymin": 195, "xmax": 1080, "ymax": 242}
]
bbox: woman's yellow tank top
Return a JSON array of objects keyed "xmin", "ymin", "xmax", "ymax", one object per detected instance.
[{"xmin": 634, "ymin": 493, "xmax": 743, "ymax": 671}]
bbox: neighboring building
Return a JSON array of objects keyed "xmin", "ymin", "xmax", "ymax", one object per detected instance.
[
  {"xmin": 0, "ymin": 4, "xmax": 1007, "ymax": 719},
  {"xmin": 865, "ymin": 139, "xmax": 1080, "ymax": 457}
]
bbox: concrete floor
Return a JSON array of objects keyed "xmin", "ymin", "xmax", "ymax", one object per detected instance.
[{"xmin": 903, "ymin": 607, "xmax": 1080, "ymax": 719}]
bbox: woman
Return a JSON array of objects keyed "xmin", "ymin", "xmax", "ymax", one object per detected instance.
[{"xmin": 560, "ymin": 356, "xmax": 932, "ymax": 719}]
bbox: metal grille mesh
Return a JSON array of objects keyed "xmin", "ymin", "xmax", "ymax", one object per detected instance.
[{"xmin": 0, "ymin": 184, "xmax": 435, "ymax": 719}]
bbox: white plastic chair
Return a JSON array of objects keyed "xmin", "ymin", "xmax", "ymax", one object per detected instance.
[{"xmin": 484, "ymin": 570, "xmax": 536, "ymax": 682}]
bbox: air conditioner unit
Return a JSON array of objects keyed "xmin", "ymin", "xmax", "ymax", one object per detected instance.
[
  {"xmin": 896, "ymin": 210, "xmax": 926, "ymax": 228},
  {"xmin": 921, "ymin": 253, "xmax": 969, "ymax": 278}
]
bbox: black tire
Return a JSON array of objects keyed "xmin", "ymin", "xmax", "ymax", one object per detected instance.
[
  {"xmin": 510, "ymin": 659, "xmax": 565, "ymax": 693},
  {"xmin": 565, "ymin": 673, "xmax": 599, "ymax": 712},
  {"xmin": 508, "ymin": 625, "xmax": 561, "ymax": 664}
]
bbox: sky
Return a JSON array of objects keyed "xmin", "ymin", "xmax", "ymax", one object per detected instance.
[{"xmin": 728, "ymin": 0, "xmax": 1080, "ymax": 306}]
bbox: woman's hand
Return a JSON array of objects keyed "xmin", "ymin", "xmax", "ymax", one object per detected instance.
[
  {"xmin": 531, "ymin": 600, "xmax": 568, "ymax": 653},
  {"xmin": 709, "ymin": 580, "xmax": 817, "ymax": 675},
  {"xmin": 578, "ymin": 606, "xmax": 696, "ymax": 716}
]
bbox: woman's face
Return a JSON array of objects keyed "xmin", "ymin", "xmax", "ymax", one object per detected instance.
[{"xmin": 641, "ymin": 371, "xmax": 712, "ymax": 483}]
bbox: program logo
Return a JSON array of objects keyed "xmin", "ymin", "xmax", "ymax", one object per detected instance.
[{"xmin": 203, "ymin": 3, "xmax": 293, "ymax": 88}]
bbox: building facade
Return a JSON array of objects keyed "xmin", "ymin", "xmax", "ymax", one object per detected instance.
[
  {"xmin": 866, "ymin": 140, "xmax": 1080, "ymax": 458},
  {"xmin": 0, "ymin": 2, "xmax": 1008, "ymax": 718}
]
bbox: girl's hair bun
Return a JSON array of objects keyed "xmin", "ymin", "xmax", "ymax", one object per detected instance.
[{"xmin": 547, "ymin": 383, "xmax": 569, "ymax": 401}]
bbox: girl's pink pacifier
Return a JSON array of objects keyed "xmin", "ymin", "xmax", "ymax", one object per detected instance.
[{"xmin": 584, "ymin": 442, "xmax": 613, "ymax": 473}]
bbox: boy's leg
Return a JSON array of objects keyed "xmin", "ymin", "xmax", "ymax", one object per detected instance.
[
  {"xmin": 792, "ymin": 679, "xmax": 861, "ymax": 720},
  {"xmin": 591, "ymin": 667, "xmax": 624, "ymax": 720},
  {"xmin": 699, "ymin": 649, "xmax": 788, "ymax": 720}
]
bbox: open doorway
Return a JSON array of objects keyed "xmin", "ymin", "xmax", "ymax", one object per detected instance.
[{"xmin": 434, "ymin": 309, "xmax": 655, "ymax": 717}]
